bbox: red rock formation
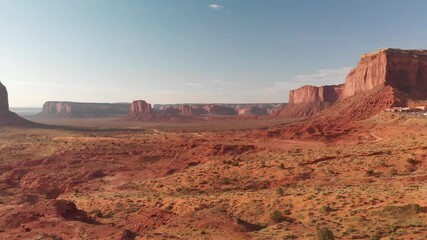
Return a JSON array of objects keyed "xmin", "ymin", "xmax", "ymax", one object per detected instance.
[
  {"xmin": 164, "ymin": 106, "xmax": 180, "ymax": 115},
  {"xmin": 238, "ymin": 106, "xmax": 268, "ymax": 116},
  {"xmin": 289, "ymin": 84, "xmax": 344, "ymax": 104},
  {"xmin": 42, "ymin": 102, "xmax": 72, "ymax": 116},
  {"xmin": 282, "ymin": 48, "xmax": 427, "ymax": 117},
  {"xmin": 40, "ymin": 102, "xmax": 130, "ymax": 117},
  {"xmin": 130, "ymin": 100, "xmax": 152, "ymax": 114},
  {"xmin": 345, "ymin": 48, "xmax": 427, "ymax": 98},
  {"xmin": 0, "ymin": 82, "xmax": 9, "ymax": 112},
  {"xmin": 203, "ymin": 104, "xmax": 236, "ymax": 115},
  {"xmin": 180, "ymin": 105, "xmax": 192, "ymax": 114}
]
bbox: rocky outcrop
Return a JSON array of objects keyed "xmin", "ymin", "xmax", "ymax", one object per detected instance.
[
  {"xmin": 40, "ymin": 102, "xmax": 130, "ymax": 118},
  {"xmin": 345, "ymin": 48, "xmax": 427, "ymax": 98},
  {"xmin": 0, "ymin": 82, "xmax": 9, "ymax": 112},
  {"xmin": 130, "ymin": 100, "xmax": 152, "ymax": 114},
  {"xmin": 237, "ymin": 106, "xmax": 268, "ymax": 116},
  {"xmin": 283, "ymin": 48, "xmax": 427, "ymax": 117},
  {"xmin": 180, "ymin": 105, "xmax": 192, "ymax": 114},
  {"xmin": 289, "ymin": 84, "xmax": 344, "ymax": 104},
  {"xmin": 203, "ymin": 104, "xmax": 237, "ymax": 115}
]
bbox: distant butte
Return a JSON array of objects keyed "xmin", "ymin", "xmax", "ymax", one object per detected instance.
[{"xmin": 280, "ymin": 48, "xmax": 427, "ymax": 117}]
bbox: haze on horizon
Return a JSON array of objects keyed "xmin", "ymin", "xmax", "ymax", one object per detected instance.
[{"xmin": 1, "ymin": 0, "xmax": 427, "ymax": 108}]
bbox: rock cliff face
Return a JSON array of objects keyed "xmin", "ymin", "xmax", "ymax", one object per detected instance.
[
  {"xmin": 283, "ymin": 48, "xmax": 427, "ymax": 117},
  {"xmin": 288, "ymin": 48, "xmax": 427, "ymax": 105},
  {"xmin": 238, "ymin": 106, "xmax": 268, "ymax": 116},
  {"xmin": 130, "ymin": 100, "xmax": 152, "ymax": 114},
  {"xmin": 0, "ymin": 82, "xmax": 9, "ymax": 112},
  {"xmin": 289, "ymin": 85, "xmax": 344, "ymax": 104},
  {"xmin": 180, "ymin": 105, "xmax": 192, "ymax": 114},
  {"xmin": 40, "ymin": 102, "xmax": 130, "ymax": 118},
  {"xmin": 203, "ymin": 105, "xmax": 237, "ymax": 115},
  {"xmin": 345, "ymin": 49, "xmax": 427, "ymax": 98}
]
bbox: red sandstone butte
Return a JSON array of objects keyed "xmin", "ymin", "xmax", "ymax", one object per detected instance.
[
  {"xmin": 130, "ymin": 100, "xmax": 152, "ymax": 114},
  {"xmin": 279, "ymin": 48, "xmax": 427, "ymax": 117},
  {"xmin": 344, "ymin": 48, "xmax": 427, "ymax": 98},
  {"xmin": 285, "ymin": 48, "xmax": 427, "ymax": 115},
  {"xmin": 288, "ymin": 85, "xmax": 344, "ymax": 104}
]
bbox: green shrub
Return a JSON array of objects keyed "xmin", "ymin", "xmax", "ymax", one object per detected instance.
[
  {"xmin": 382, "ymin": 204, "xmax": 422, "ymax": 215},
  {"xmin": 319, "ymin": 205, "xmax": 334, "ymax": 215},
  {"xmin": 406, "ymin": 158, "xmax": 417, "ymax": 165},
  {"xmin": 276, "ymin": 187, "xmax": 284, "ymax": 196},
  {"xmin": 317, "ymin": 228, "xmax": 334, "ymax": 240},
  {"xmin": 366, "ymin": 169, "xmax": 375, "ymax": 176},
  {"xmin": 271, "ymin": 210, "xmax": 285, "ymax": 223}
]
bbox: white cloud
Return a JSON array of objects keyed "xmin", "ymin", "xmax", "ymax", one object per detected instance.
[
  {"xmin": 184, "ymin": 82, "xmax": 203, "ymax": 87},
  {"xmin": 212, "ymin": 79, "xmax": 238, "ymax": 86},
  {"xmin": 291, "ymin": 67, "xmax": 351, "ymax": 85},
  {"xmin": 208, "ymin": 4, "xmax": 224, "ymax": 11}
]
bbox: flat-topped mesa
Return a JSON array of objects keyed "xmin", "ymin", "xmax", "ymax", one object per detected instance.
[
  {"xmin": 344, "ymin": 48, "xmax": 427, "ymax": 98},
  {"xmin": 288, "ymin": 84, "xmax": 344, "ymax": 104},
  {"xmin": 40, "ymin": 101, "xmax": 130, "ymax": 117},
  {"xmin": 238, "ymin": 106, "xmax": 268, "ymax": 116},
  {"xmin": 130, "ymin": 100, "xmax": 152, "ymax": 114},
  {"xmin": 42, "ymin": 102, "xmax": 72, "ymax": 116},
  {"xmin": 289, "ymin": 48, "xmax": 427, "ymax": 106},
  {"xmin": 0, "ymin": 82, "xmax": 9, "ymax": 112},
  {"xmin": 282, "ymin": 48, "xmax": 427, "ymax": 118},
  {"xmin": 203, "ymin": 104, "xmax": 237, "ymax": 115}
]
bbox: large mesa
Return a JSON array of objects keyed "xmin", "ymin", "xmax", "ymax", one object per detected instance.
[
  {"xmin": 40, "ymin": 101, "xmax": 130, "ymax": 118},
  {"xmin": 344, "ymin": 48, "xmax": 427, "ymax": 98},
  {"xmin": 282, "ymin": 48, "xmax": 427, "ymax": 117}
]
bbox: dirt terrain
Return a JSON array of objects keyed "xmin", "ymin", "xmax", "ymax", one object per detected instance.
[{"xmin": 0, "ymin": 113, "xmax": 425, "ymax": 240}]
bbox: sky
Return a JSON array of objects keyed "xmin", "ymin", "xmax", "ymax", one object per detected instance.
[{"xmin": 1, "ymin": 0, "xmax": 427, "ymax": 107}]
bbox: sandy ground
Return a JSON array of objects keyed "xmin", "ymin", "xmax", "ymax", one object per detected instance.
[{"xmin": 0, "ymin": 113, "xmax": 425, "ymax": 239}]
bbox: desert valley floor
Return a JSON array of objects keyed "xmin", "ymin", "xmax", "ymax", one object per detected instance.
[{"xmin": 0, "ymin": 113, "xmax": 425, "ymax": 240}]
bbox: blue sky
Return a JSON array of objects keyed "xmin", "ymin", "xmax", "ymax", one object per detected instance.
[{"xmin": 1, "ymin": 0, "xmax": 427, "ymax": 107}]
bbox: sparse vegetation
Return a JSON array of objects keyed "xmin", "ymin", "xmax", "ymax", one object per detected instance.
[
  {"xmin": 366, "ymin": 169, "xmax": 375, "ymax": 176},
  {"xmin": 271, "ymin": 210, "xmax": 286, "ymax": 223},
  {"xmin": 0, "ymin": 110, "xmax": 425, "ymax": 239},
  {"xmin": 381, "ymin": 204, "xmax": 422, "ymax": 216},
  {"xmin": 319, "ymin": 205, "xmax": 334, "ymax": 215},
  {"xmin": 317, "ymin": 227, "xmax": 334, "ymax": 240}
]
